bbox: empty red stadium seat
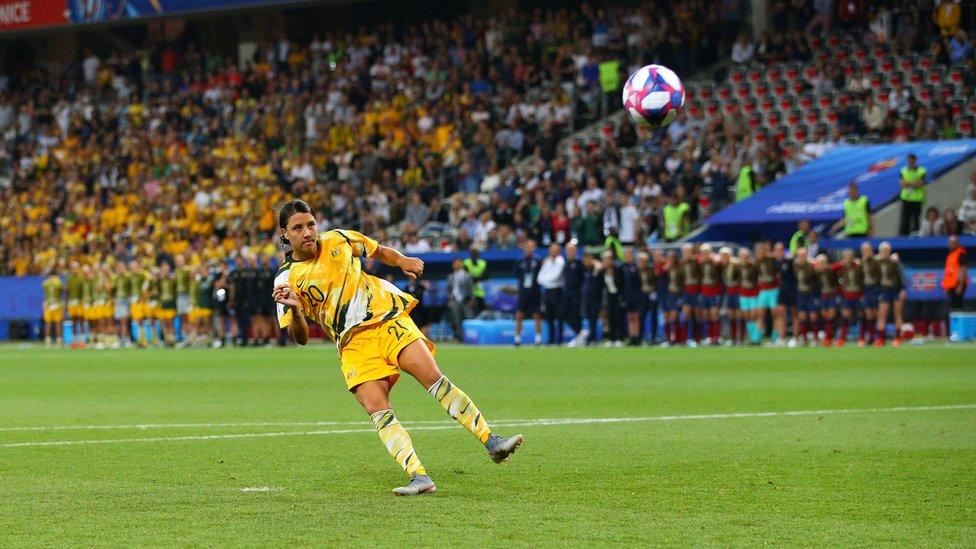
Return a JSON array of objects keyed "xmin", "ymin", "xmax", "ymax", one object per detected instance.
[
  {"xmin": 918, "ymin": 86, "xmax": 933, "ymax": 104},
  {"xmin": 729, "ymin": 67, "xmax": 745, "ymax": 85},
  {"xmin": 880, "ymin": 58, "xmax": 895, "ymax": 74},
  {"xmin": 957, "ymin": 117, "xmax": 974, "ymax": 137},
  {"xmin": 909, "ymin": 70, "xmax": 924, "ymax": 88}
]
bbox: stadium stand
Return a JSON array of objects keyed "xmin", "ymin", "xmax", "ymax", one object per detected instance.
[
  {"xmin": 1, "ymin": 0, "xmax": 975, "ymax": 346},
  {"xmin": 0, "ymin": 1, "xmax": 733, "ymax": 277}
]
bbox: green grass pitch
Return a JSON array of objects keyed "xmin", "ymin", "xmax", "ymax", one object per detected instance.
[{"xmin": 0, "ymin": 343, "xmax": 974, "ymax": 545}]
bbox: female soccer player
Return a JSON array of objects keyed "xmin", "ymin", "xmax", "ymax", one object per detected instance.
[{"xmin": 271, "ymin": 199, "xmax": 523, "ymax": 496}]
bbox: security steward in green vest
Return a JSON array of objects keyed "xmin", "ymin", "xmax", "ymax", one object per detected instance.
[
  {"xmin": 831, "ymin": 183, "xmax": 872, "ymax": 238},
  {"xmin": 789, "ymin": 220, "xmax": 811, "ymax": 256},
  {"xmin": 736, "ymin": 162, "xmax": 756, "ymax": 202},
  {"xmin": 898, "ymin": 153, "xmax": 927, "ymax": 236},
  {"xmin": 463, "ymin": 246, "xmax": 487, "ymax": 313},
  {"xmin": 662, "ymin": 193, "xmax": 690, "ymax": 243}
]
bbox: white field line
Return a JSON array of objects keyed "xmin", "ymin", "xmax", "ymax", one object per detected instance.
[
  {"xmin": 0, "ymin": 420, "xmax": 420, "ymax": 432},
  {"xmin": 0, "ymin": 403, "xmax": 973, "ymax": 449}
]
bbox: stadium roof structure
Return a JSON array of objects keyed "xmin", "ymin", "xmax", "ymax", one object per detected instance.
[{"xmin": 699, "ymin": 139, "xmax": 976, "ymax": 243}]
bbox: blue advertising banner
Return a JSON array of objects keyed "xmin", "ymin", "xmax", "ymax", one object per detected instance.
[
  {"xmin": 707, "ymin": 140, "xmax": 976, "ymax": 228},
  {"xmin": 0, "ymin": 276, "xmax": 43, "ymax": 320},
  {"xmin": 69, "ymin": 0, "xmax": 293, "ymax": 23},
  {"xmin": 904, "ymin": 268, "xmax": 976, "ymax": 301}
]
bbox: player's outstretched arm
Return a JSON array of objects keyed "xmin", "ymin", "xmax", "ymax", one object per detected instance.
[{"xmin": 372, "ymin": 245, "xmax": 424, "ymax": 280}]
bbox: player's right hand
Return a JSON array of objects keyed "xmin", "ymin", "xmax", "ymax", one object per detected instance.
[{"xmin": 272, "ymin": 283, "xmax": 301, "ymax": 308}]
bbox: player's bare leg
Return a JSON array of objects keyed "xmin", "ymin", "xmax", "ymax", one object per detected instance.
[
  {"xmin": 514, "ymin": 310, "xmax": 524, "ymax": 346},
  {"xmin": 876, "ymin": 301, "xmax": 890, "ymax": 346},
  {"xmin": 627, "ymin": 311, "xmax": 639, "ymax": 346},
  {"xmin": 398, "ymin": 340, "xmax": 524, "ymax": 464},
  {"xmin": 773, "ymin": 304, "xmax": 787, "ymax": 346}
]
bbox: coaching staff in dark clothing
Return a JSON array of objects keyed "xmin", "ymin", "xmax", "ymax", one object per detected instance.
[
  {"xmin": 562, "ymin": 241, "xmax": 586, "ymax": 345},
  {"xmin": 514, "ymin": 239, "xmax": 542, "ymax": 346}
]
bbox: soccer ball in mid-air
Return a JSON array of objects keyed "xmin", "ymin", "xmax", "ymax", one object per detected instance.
[{"xmin": 622, "ymin": 64, "xmax": 685, "ymax": 128}]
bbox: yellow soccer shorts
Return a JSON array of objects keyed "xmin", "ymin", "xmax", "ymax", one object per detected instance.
[
  {"xmin": 338, "ymin": 314, "xmax": 435, "ymax": 391},
  {"xmin": 68, "ymin": 299, "xmax": 83, "ymax": 318},
  {"xmin": 43, "ymin": 304, "xmax": 64, "ymax": 323},
  {"xmin": 130, "ymin": 301, "xmax": 145, "ymax": 320},
  {"xmin": 191, "ymin": 307, "xmax": 213, "ymax": 322},
  {"xmin": 157, "ymin": 308, "xmax": 177, "ymax": 321}
]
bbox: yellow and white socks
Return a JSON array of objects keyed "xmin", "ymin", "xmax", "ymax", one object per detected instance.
[
  {"xmin": 428, "ymin": 376, "xmax": 492, "ymax": 444},
  {"xmin": 370, "ymin": 409, "xmax": 426, "ymax": 477}
]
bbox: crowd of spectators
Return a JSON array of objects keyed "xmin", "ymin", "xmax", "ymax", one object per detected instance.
[
  {"xmin": 0, "ymin": 1, "xmax": 736, "ymax": 276},
  {"xmin": 1, "ymin": 1, "xmax": 973, "ymax": 278}
]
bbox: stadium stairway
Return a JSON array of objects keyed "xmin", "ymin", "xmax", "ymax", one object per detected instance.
[{"xmin": 873, "ymin": 157, "xmax": 976, "ymax": 236}]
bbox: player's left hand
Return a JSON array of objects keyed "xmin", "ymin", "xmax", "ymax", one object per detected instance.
[
  {"xmin": 399, "ymin": 257, "xmax": 424, "ymax": 280},
  {"xmin": 273, "ymin": 283, "xmax": 301, "ymax": 308}
]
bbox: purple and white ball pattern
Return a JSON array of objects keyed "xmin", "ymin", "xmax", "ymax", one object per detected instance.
[{"xmin": 622, "ymin": 64, "xmax": 685, "ymax": 128}]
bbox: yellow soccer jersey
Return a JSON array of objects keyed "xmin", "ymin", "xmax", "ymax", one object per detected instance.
[{"xmin": 276, "ymin": 229, "xmax": 415, "ymax": 348}]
